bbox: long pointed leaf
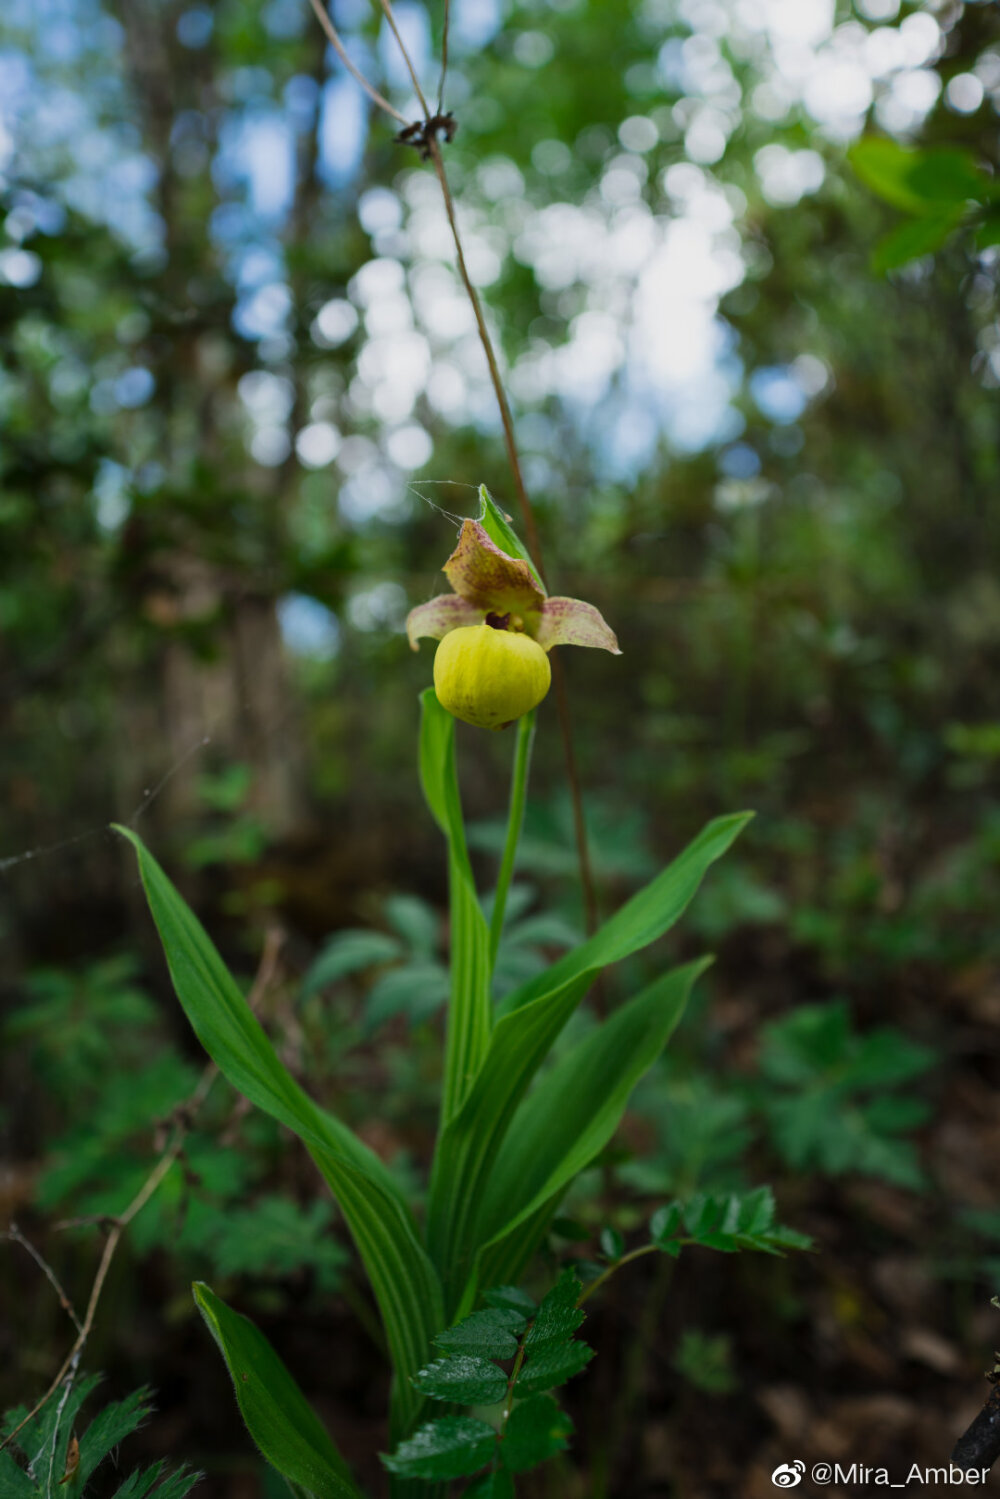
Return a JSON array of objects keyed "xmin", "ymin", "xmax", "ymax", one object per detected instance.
[
  {"xmin": 114, "ymin": 826, "xmax": 443, "ymax": 1434},
  {"xmin": 477, "ymin": 958, "xmax": 709, "ymax": 1249},
  {"xmin": 193, "ymin": 1283, "xmax": 363, "ymax": 1499},
  {"xmin": 427, "ymin": 813, "xmax": 751, "ymax": 1305},
  {"xmin": 419, "ymin": 691, "xmax": 491, "ymax": 1125}
]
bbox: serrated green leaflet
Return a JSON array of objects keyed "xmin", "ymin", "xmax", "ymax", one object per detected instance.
[
  {"xmin": 192, "ymin": 1283, "xmax": 361, "ymax": 1499},
  {"xmin": 419, "ymin": 691, "xmax": 491, "ymax": 1125},
  {"xmin": 501, "ymin": 1395, "xmax": 571, "ymax": 1473},
  {"xmin": 523, "ymin": 1269, "xmax": 583, "ymax": 1349},
  {"xmin": 77, "ymin": 1388, "xmax": 152, "ymax": 1489},
  {"xmin": 650, "ymin": 1202, "xmax": 683, "ymax": 1245},
  {"xmin": 475, "ymin": 959, "xmax": 709, "ymax": 1258},
  {"xmin": 483, "ymin": 1286, "xmax": 537, "ymax": 1317},
  {"xmin": 515, "ymin": 1341, "xmax": 594, "ymax": 1396},
  {"xmin": 114, "ymin": 826, "xmax": 442, "ymax": 1436},
  {"xmin": 651, "ymin": 1189, "xmax": 812, "ymax": 1257},
  {"xmin": 433, "ymin": 1307, "xmax": 525, "ymax": 1360},
  {"xmin": 465, "ymin": 1469, "xmax": 515, "ymax": 1499},
  {"xmin": 412, "ymin": 1357, "xmax": 508, "ymax": 1406},
  {"xmin": 427, "ymin": 814, "xmax": 751, "ymax": 1305},
  {"xmin": 381, "ymin": 1417, "xmax": 497, "ymax": 1480}
]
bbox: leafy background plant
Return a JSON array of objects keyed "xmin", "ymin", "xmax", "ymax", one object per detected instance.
[{"xmin": 3, "ymin": 0, "xmax": 1000, "ymax": 1493}]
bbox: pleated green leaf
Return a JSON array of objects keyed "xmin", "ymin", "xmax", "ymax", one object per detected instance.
[
  {"xmin": 193, "ymin": 1283, "xmax": 362, "ymax": 1499},
  {"xmin": 427, "ymin": 813, "xmax": 751, "ymax": 1305},
  {"xmin": 476, "ymin": 1197, "xmax": 560, "ymax": 1300},
  {"xmin": 475, "ymin": 958, "xmax": 710, "ymax": 1252},
  {"xmin": 114, "ymin": 826, "xmax": 443, "ymax": 1435},
  {"xmin": 419, "ymin": 690, "xmax": 492, "ymax": 1125}
]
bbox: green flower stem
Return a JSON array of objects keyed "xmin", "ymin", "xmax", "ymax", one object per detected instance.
[
  {"xmin": 576, "ymin": 1244, "xmax": 660, "ymax": 1307},
  {"xmin": 489, "ymin": 708, "xmax": 536, "ymax": 969}
]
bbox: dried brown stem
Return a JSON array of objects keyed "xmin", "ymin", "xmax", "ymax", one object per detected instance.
[
  {"xmin": 425, "ymin": 134, "xmax": 545, "ymax": 573},
  {"xmin": 437, "ymin": 0, "xmax": 451, "ymax": 113},
  {"xmin": 3, "ymin": 1227, "xmax": 82, "ymax": 1336},
  {"xmin": 1, "ymin": 927, "xmax": 284, "ymax": 1457},
  {"xmin": 306, "ymin": 0, "xmax": 411, "ymax": 125},
  {"xmin": 309, "ymin": 0, "xmax": 601, "ymax": 937},
  {"xmin": 425, "ymin": 137, "xmax": 599, "ymax": 934},
  {"xmin": 378, "ymin": 0, "xmax": 430, "ymax": 117}
]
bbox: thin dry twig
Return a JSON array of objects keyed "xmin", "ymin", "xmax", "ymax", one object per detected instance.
[
  {"xmin": 425, "ymin": 133, "xmax": 600, "ymax": 937},
  {"xmin": 437, "ymin": 0, "xmax": 451, "ymax": 114},
  {"xmin": 3, "ymin": 1227, "xmax": 82, "ymax": 1336},
  {"xmin": 308, "ymin": 0, "xmax": 602, "ymax": 937},
  {"xmin": 306, "ymin": 0, "xmax": 411, "ymax": 125},
  {"xmin": 1, "ymin": 927, "xmax": 285, "ymax": 1457},
  {"xmin": 378, "ymin": 0, "xmax": 431, "ymax": 117},
  {"xmin": 425, "ymin": 135, "xmax": 543, "ymax": 570}
]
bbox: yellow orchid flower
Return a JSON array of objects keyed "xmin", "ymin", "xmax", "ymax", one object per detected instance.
[{"xmin": 407, "ymin": 515, "xmax": 620, "ymax": 730}]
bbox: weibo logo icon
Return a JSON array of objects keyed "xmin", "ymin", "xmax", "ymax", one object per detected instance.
[{"xmin": 771, "ymin": 1461, "xmax": 806, "ymax": 1488}]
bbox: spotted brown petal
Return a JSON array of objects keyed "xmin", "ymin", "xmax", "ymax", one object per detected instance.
[
  {"xmin": 406, "ymin": 594, "xmax": 484, "ymax": 650},
  {"xmin": 442, "ymin": 520, "xmax": 545, "ymax": 619},
  {"xmin": 535, "ymin": 597, "xmax": 622, "ymax": 654}
]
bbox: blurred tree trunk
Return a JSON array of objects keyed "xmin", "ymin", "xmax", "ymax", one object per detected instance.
[
  {"xmin": 114, "ymin": 556, "xmax": 304, "ymax": 836},
  {"xmin": 106, "ymin": 0, "xmax": 317, "ymax": 841}
]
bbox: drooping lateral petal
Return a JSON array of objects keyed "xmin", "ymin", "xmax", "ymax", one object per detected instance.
[
  {"xmin": 535, "ymin": 597, "xmax": 621, "ymax": 654},
  {"xmin": 407, "ymin": 594, "xmax": 485, "ymax": 650},
  {"xmin": 443, "ymin": 520, "xmax": 545, "ymax": 619}
]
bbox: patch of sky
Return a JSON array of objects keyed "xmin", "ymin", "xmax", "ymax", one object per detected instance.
[
  {"xmin": 278, "ymin": 594, "xmax": 341, "ymax": 661},
  {"xmin": 0, "ymin": 53, "xmax": 34, "ymax": 119},
  {"xmin": 239, "ymin": 370, "xmax": 295, "ymax": 424},
  {"xmin": 113, "ymin": 366, "xmax": 155, "ymax": 409},
  {"xmin": 750, "ymin": 365, "xmax": 808, "ymax": 425},
  {"xmin": 386, "ymin": 423, "xmax": 432, "ymax": 470},
  {"xmin": 235, "ymin": 281, "xmax": 292, "ymax": 341},
  {"xmin": 0, "ymin": 247, "xmax": 41, "ymax": 287},
  {"xmin": 284, "ymin": 75, "xmax": 320, "ymax": 131},
  {"xmin": 220, "ymin": 110, "xmax": 296, "ymax": 224},
  {"xmin": 38, "ymin": 17, "xmax": 85, "ymax": 64},
  {"xmin": 358, "ymin": 187, "xmax": 403, "ymax": 238},
  {"xmin": 331, "ymin": 0, "xmax": 371, "ymax": 23},
  {"xmin": 236, "ymin": 244, "xmax": 285, "ymax": 291},
  {"xmin": 347, "ymin": 581, "xmax": 407, "ymax": 632},
  {"xmin": 210, "ymin": 201, "xmax": 256, "ymax": 247},
  {"xmin": 669, "ymin": 370, "xmax": 744, "ymax": 453},
  {"xmin": 177, "ymin": 7, "xmax": 214, "ymax": 48},
  {"xmin": 593, "ymin": 397, "xmax": 661, "ymax": 483},
  {"xmin": 318, "ymin": 77, "xmax": 367, "ymax": 189},
  {"xmin": 719, "ymin": 442, "xmax": 761, "ymax": 479},
  {"xmin": 221, "ymin": 67, "xmax": 274, "ymax": 107},
  {"xmin": 378, "ymin": 3, "xmax": 431, "ymax": 91},
  {"xmin": 264, "ymin": 0, "xmax": 305, "ymax": 41},
  {"xmin": 451, "ymin": 0, "xmax": 502, "ymax": 52},
  {"xmin": 92, "ymin": 458, "xmax": 131, "ymax": 533}
]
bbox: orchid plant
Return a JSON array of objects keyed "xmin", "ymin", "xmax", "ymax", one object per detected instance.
[
  {"xmin": 407, "ymin": 490, "xmax": 619, "ymax": 731},
  {"xmin": 111, "ymin": 492, "xmax": 776, "ymax": 1496}
]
